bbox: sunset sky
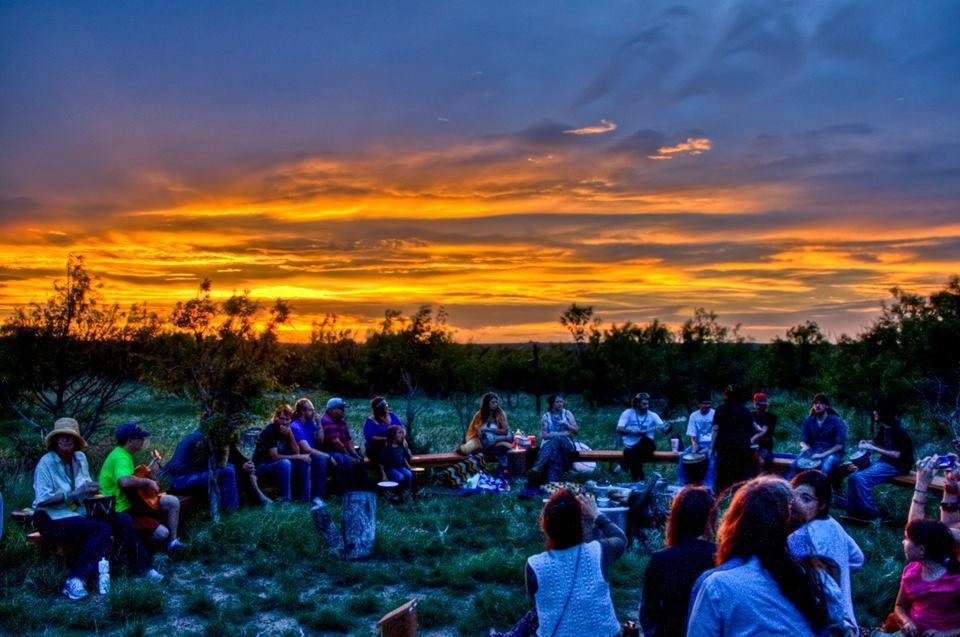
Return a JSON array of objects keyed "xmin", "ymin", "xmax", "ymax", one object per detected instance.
[{"xmin": 1, "ymin": 1, "xmax": 959, "ymax": 342}]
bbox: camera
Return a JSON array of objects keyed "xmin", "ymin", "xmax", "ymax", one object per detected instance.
[{"xmin": 937, "ymin": 454, "xmax": 958, "ymax": 472}]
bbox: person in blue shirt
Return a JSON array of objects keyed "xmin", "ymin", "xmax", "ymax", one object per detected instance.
[
  {"xmin": 788, "ymin": 393, "xmax": 847, "ymax": 479},
  {"xmin": 291, "ymin": 397, "xmax": 334, "ymax": 500}
]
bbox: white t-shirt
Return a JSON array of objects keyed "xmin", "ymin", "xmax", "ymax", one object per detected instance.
[
  {"xmin": 617, "ymin": 409, "xmax": 664, "ymax": 447},
  {"xmin": 686, "ymin": 409, "xmax": 715, "ymax": 443}
]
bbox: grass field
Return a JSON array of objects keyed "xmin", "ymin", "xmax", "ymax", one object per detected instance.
[{"xmin": 0, "ymin": 389, "xmax": 944, "ymax": 635}]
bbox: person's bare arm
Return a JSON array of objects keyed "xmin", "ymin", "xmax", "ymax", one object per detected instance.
[
  {"xmin": 893, "ymin": 579, "xmax": 918, "ymax": 637},
  {"xmin": 814, "ymin": 444, "xmax": 843, "ymax": 459},
  {"xmin": 910, "ymin": 456, "xmax": 937, "ymax": 523},
  {"xmin": 118, "ymin": 475, "xmax": 157, "ymax": 490},
  {"xmin": 566, "ymin": 412, "xmax": 578, "ymax": 435},
  {"xmin": 940, "ymin": 468, "xmax": 959, "ymax": 528}
]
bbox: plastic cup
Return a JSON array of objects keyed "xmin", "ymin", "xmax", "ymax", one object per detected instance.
[{"xmin": 670, "ymin": 438, "xmax": 680, "ymax": 452}]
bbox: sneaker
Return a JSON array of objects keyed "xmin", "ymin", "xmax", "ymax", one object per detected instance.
[
  {"xmin": 167, "ymin": 538, "xmax": 187, "ymax": 552},
  {"xmin": 143, "ymin": 568, "xmax": 164, "ymax": 583},
  {"xmin": 62, "ymin": 578, "xmax": 88, "ymax": 600}
]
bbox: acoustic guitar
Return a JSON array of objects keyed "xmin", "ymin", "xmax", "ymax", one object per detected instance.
[{"xmin": 132, "ymin": 450, "xmax": 163, "ymax": 510}]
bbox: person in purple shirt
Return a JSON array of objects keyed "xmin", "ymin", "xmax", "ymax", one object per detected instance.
[
  {"xmin": 290, "ymin": 398, "xmax": 334, "ymax": 500},
  {"xmin": 320, "ymin": 397, "xmax": 364, "ymax": 492},
  {"xmin": 363, "ymin": 396, "xmax": 406, "ymax": 462}
]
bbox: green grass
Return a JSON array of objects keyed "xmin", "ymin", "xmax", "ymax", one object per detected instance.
[{"xmin": 0, "ymin": 388, "xmax": 937, "ymax": 634}]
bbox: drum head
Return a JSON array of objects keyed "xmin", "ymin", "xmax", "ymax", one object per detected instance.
[
  {"xmin": 377, "ymin": 481, "xmax": 399, "ymax": 489},
  {"xmin": 849, "ymin": 450, "xmax": 869, "ymax": 460},
  {"xmin": 796, "ymin": 456, "xmax": 820, "ymax": 470},
  {"xmin": 681, "ymin": 452, "xmax": 707, "ymax": 465}
]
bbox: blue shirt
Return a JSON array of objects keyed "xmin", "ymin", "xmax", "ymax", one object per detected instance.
[
  {"xmin": 687, "ymin": 556, "xmax": 817, "ymax": 637},
  {"xmin": 800, "ymin": 413, "xmax": 846, "ymax": 454},
  {"xmin": 162, "ymin": 429, "xmax": 207, "ymax": 478},
  {"xmin": 362, "ymin": 413, "xmax": 405, "ymax": 446},
  {"xmin": 291, "ymin": 417, "xmax": 321, "ymax": 449}
]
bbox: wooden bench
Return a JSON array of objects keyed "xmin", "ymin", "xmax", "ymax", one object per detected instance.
[{"xmin": 409, "ymin": 450, "xmax": 947, "ymax": 493}]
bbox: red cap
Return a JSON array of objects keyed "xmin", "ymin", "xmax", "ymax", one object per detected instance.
[{"xmin": 753, "ymin": 392, "xmax": 768, "ymax": 405}]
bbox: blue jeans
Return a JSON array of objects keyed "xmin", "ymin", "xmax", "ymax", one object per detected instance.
[
  {"xmin": 257, "ymin": 459, "xmax": 311, "ymax": 502},
  {"xmin": 531, "ymin": 436, "xmax": 575, "ymax": 483},
  {"xmin": 676, "ymin": 446, "xmax": 716, "ymax": 490},
  {"xmin": 309, "ymin": 454, "xmax": 329, "ymax": 499},
  {"xmin": 846, "ymin": 460, "xmax": 900, "ymax": 518},
  {"xmin": 386, "ymin": 467, "xmax": 413, "ymax": 490},
  {"xmin": 35, "ymin": 510, "xmax": 150, "ymax": 578},
  {"xmin": 327, "ymin": 452, "xmax": 358, "ymax": 493},
  {"xmin": 170, "ymin": 465, "xmax": 239, "ymax": 511}
]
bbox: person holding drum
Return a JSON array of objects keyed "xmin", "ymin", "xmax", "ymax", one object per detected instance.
[
  {"xmin": 33, "ymin": 418, "xmax": 158, "ymax": 600},
  {"xmin": 617, "ymin": 392, "xmax": 669, "ymax": 481},
  {"xmin": 843, "ymin": 401, "xmax": 914, "ymax": 521},
  {"xmin": 788, "ymin": 393, "xmax": 847, "ymax": 480},
  {"xmin": 527, "ymin": 394, "xmax": 579, "ymax": 486},
  {"xmin": 676, "ymin": 394, "xmax": 716, "ymax": 489}
]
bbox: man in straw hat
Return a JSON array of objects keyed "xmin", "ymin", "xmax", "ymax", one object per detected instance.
[{"xmin": 33, "ymin": 417, "xmax": 160, "ymax": 600}]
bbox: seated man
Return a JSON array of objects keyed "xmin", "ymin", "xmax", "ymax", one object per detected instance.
[
  {"xmin": 789, "ymin": 393, "xmax": 847, "ymax": 479},
  {"xmin": 162, "ymin": 428, "xmax": 240, "ymax": 511},
  {"xmin": 677, "ymin": 394, "xmax": 716, "ymax": 489},
  {"xmin": 321, "ymin": 397, "xmax": 365, "ymax": 492},
  {"xmin": 34, "ymin": 418, "xmax": 159, "ymax": 599},
  {"xmin": 844, "ymin": 400, "xmax": 914, "ymax": 521},
  {"xmin": 291, "ymin": 397, "xmax": 334, "ymax": 500},
  {"xmin": 253, "ymin": 404, "xmax": 311, "ymax": 503},
  {"xmin": 99, "ymin": 422, "xmax": 185, "ymax": 551}
]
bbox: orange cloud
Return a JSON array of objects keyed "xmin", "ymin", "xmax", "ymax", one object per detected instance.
[
  {"xmin": 648, "ymin": 137, "xmax": 713, "ymax": 159},
  {"xmin": 563, "ymin": 119, "xmax": 617, "ymax": 135}
]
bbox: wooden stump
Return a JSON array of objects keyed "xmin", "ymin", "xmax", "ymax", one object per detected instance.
[
  {"xmin": 507, "ymin": 448, "xmax": 527, "ymax": 476},
  {"xmin": 378, "ymin": 597, "xmax": 419, "ymax": 637},
  {"xmin": 310, "ymin": 500, "xmax": 343, "ymax": 554},
  {"xmin": 342, "ymin": 490, "xmax": 376, "ymax": 560}
]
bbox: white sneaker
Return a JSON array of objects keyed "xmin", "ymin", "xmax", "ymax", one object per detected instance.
[
  {"xmin": 62, "ymin": 577, "xmax": 88, "ymax": 600},
  {"xmin": 143, "ymin": 568, "xmax": 164, "ymax": 583},
  {"xmin": 167, "ymin": 538, "xmax": 187, "ymax": 552}
]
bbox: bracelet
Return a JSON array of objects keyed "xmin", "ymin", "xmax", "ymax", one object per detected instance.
[
  {"xmin": 912, "ymin": 498, "xmax": 927, "ymax": 505},
  {"xmin": 941, "ymin": 502, "xmax": 960, "ymax": 512}
]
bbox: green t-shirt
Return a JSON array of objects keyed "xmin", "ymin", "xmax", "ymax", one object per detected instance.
[{"xmin": 99, "ymin": 446, "xmax": 135, "ymax": 513}]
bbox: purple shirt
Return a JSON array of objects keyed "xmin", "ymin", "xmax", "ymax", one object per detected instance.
[
  {"xmin": 363, "ymin": 413, "xmax": 405, "ymax": 445},
  {"xmin": 321, "ymin": 411, "xmax": 353, "ymax": 453},
  {"xmin": 291, "ymin": 417, "xmax": 321, "ymax": 448}
]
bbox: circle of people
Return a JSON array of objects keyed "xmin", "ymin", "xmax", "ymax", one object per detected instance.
[{"xmin": 22, "ymin": 390, "xmax": 960, "ymax": 637}]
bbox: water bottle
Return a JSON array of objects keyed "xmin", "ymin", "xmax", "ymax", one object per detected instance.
[{"xmin": 98, "ymin": 556, "xmax": 110, "ymax": 594}]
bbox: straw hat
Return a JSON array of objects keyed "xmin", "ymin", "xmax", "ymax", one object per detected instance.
[{"xmin": 44, "ymin": 417, "xmax": 87, "ymax": 451}]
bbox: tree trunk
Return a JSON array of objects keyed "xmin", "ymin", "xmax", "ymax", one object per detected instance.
[
  {"xmin": 341, "ymin": 491, "xmax": 376, "ymax": 559},
  {"xmin": 207, "ymin": 442, "xmax": 220, "ymax": 523},
  {"xmin": 310, "ymin": 500, "xmax": 343, "ymax": 555}
]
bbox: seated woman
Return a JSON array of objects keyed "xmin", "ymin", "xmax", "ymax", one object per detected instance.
[
  {"xmin": 687, "ymin": 476, "xmax": 848, "ymax": 637},
  {"xmin": 33, "ymin": 418, "xmax": 157, "ymax": 599},
  {"xmin": 640, "ymin": 486, "xmax": 716, "ymax": 637},
  {"xmin": 363, "ymin": 396, "xmax": 406, "ymax": 463},
  {"xmin": 788, "ymin": 470, "xmax": 864, "ymax": 630},
  {"xmin": 892, "ymin": 519, "xmax": 960, "ymax": 636},
  {"xmin": 252, "ymin": 404, "xmax": 312, "ymax": 503},
  {"xmin": 527, "ymin": 394, "xmax": 578, "ymax": 486},
  {"xmin": 458, "ymin": 392, "xmax": 513, "ymax": 456},
  {"xmin": 526, "ymin": 489, "xmax": 625, "ymax": 637}
]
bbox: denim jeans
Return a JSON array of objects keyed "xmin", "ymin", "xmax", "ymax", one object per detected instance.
[
  {"xmin": 676, "ymin": 445, "xmax": 716, "ymax": 490},
  {"xmin": 309, "ymin": 454, "xmax": 329, "ymax": 499},
  {"xmin": 386, "ymin": 467, "xmax": 413, "ymax": 490},
  {"xmin": 327, "ymin": 452, "xmax": 358, "ymax": 493},
  {"xmin": 531, "ymin": 436, "xmax": 574, "ymax": 483},
  {"xmin": 170, "ymin": 465, "xmax": 239, "ymax": 511},
  {"xmin": 35, "ymin": 510, "xmax": 150, "ymax": 578},
  {"xmin": 845, "ymin": 460, "xmax": 900, "ymax": 518},
  {"xmin": 257, "ymin": 458, "xmax": 311, "ymax": 502}
]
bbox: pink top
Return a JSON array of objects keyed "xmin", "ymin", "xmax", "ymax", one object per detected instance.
[{"xmin": 901, "ymin": 561, "xmax": 960, "ymax": 632}]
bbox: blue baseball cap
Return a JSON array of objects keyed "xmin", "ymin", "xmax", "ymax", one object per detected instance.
[
  {"xmin": 115, "ymin": 422, "xmax": 150, "ymax": 443},
  {"xmin": 326, "ymin": 397, "xmax": 346, "ymax": 410}
]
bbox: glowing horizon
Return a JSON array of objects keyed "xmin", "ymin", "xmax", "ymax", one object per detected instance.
[{"xmin": 1, "ymin": 2, "xmax": 958, "ymax": 343}]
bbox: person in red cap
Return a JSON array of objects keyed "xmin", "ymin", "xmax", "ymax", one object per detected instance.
[{"xmin": 750, "ymin": 393, "xmax": 778, "ymax": 472}]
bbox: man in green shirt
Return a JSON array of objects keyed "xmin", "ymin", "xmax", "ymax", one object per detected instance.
[{"xmin": 100, "ymin": 423, "xmax": 185, "ymax": 551}]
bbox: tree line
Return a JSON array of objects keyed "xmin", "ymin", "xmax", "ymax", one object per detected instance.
[{"xmin": 2, "ymin": 256, "xmax": 959, "ymax": 449}]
